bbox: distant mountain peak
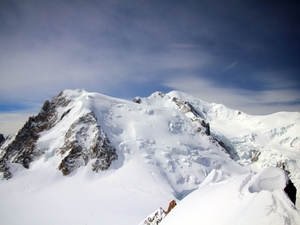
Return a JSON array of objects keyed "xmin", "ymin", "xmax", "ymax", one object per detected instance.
[
  {"xmin": 0, "ymin": 90, "xmax": 119, "ymax": 178},
  {"xmin": 0, "ymin": 91, "xmax": 72, "ymax": 178}
]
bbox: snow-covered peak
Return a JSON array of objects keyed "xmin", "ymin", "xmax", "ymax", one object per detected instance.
[{"xmin": 0, "ymin": 89, "xmax": 299, "ymax": 225}]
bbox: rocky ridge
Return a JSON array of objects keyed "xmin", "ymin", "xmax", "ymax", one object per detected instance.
[
  {"xmin": 58, "ymin": 111, "xmax": 117, "ymax": 175},
  {"xmin": 0, "ymin": 134, "xmax": 5, "ymax": 147},
  {"xmin": 0, "ymin": 92, "xmax": 70, "ymax": 178},
  {"xmin": 0, "ymin": 91, "xmax": 117, "ymax": 178},
  {"xmin": 136, "ymin": 92, "xmax": 239, "ymax": 161}
]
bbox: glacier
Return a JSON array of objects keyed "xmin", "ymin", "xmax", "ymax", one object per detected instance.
[{"xmin": 0, "ymin": 89, "xmax": 299, "ymax": 225}]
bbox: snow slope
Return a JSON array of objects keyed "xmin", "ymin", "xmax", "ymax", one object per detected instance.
[
  {"xmin": 162, "ymin": 91, "xmax": 300, "ymax": 208},
  {"xmin": 161, "ymin": 167, "xmax": 300, "ymax": 225},
  {"xmin": 0, "ymin": 89, "xmax": 299, "ymax": 224}
]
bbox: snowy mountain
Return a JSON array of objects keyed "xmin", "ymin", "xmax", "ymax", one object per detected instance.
[{"xmin": 0, "ymin": 89, "xmax": 299, "ymax": 225}]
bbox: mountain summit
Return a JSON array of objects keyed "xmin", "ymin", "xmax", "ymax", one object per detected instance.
[{"xmin": 0, "ymin": 89, "xmax": 299, "ymax": 225}]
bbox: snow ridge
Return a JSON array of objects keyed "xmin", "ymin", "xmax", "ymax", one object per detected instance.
[{"xmin": 161, "ymin": 168, "xmax": 300, "ymax": 225}]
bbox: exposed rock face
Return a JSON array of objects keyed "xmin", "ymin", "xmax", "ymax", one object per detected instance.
[
  {"xmin": 217, "ymin": 140, "xmax": 239, "ymax": 160},
  {"xmin": 139, "ymin": 200, "xmax": 177, "ymax": 225},
  {"xmin": 171, "ymin": 96, "xmax": 213, "ymax": 137},
  {"xmin": 0, "ymin": 95, "xmax": 59, "ymax": 176},
  {"xmin": 58, "ymin": 111, "xmax": 118, "ymax": 175},
  {"xmin": 0, "ymin": 134, "xmax": 5, "ymax": 147},
  {"xmin": 170, "ymin": 96, "xmax": 241, "ymax": 161},
  {"xmin": 251, "ymin": 150, "xmax": 261, "ymax": 162},
  {"xmin": 0, "ymin": 158, "xmax": 11, "ymax": 179},
  {"xmin": 142, "ymin": 208, "xmax": 166, "ymax": 225},
  {"xmin": 165, "ymin": 200, "xmax": 177, "ymax": 215},
  {"xmin": 0, "ymin": 92, "xmax": 71, "ymax": 176},
  {"xmin": 285, "ymin": 179, "xmax": 297, "ymax": 205},
  {"xmin": 133, "ymin": 97, "xmax": 142, "ymax": 104},
  {"xmin": 0, "ymin": 91, "xmax": 118, "ymax": 179}
]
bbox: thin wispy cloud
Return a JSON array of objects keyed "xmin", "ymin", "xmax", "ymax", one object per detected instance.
[
  {"xmin": 223, "ymin": 61, "xmax": 238, "ymax": 72},
  {"xmin": 238, "ymin": 52, "xmax": 249, "ymax": 59},
  {"xmin": 222, "ymin": 52, "xmax": 249, "ymax": 72}
]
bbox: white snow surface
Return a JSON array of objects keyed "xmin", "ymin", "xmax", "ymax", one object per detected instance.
[
  {"xmin": 169, "ymin": 91, "xmax": 300, "ymax": 208},
  {"xmin": 161, "ymin": 167, "xmax": 300, "ymax": 225},
  {"xmin": 0, "ymin": 89, "xmax": 299, "ymax": 225}
]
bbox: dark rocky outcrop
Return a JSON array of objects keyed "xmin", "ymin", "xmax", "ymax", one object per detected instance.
[
  {"xmin": 251, "ymin": 150, "xmax": 261, "ymax": 163},
  {"xmin": 284, "ymin": 179, "xmax": 297, "ymax": 205},
  {"xmin": 171, "ymin": 97, "xmax": 206, "ymax": 133},
  {"xmin": 58, "ymin": 111, "xmax": 118, "ymax": 175},
  {"xmin": 141, "ymin": 200, "xmax": 177, "ymax": 225},
  {"xmin": 133, "ymin": 97, "xmax": 142, "ymax": 104},
  {"xmin": 217, "ymin": 140, "xmax": 240, "ymax": 162},
  {"xmin": 171, "ymin": 96, "xmax": 239, "ymax": 160},
  {"xmin": 0, "ymin": 91, "xmax": 118, "ymax": 179},
  {"xmin": 277, "ymin": 162, "xmax": 297, "ymax": 205},
  {"xmin": 0, "ymin": 91, "xmax": 72, "ymax": 178},
  {"xmin": 0, "ymin": 134, "xmax": 5, "ymax": 147},
  {"xmin": 172, "ymin": 97, "xmax": 202, "ymax": 118},
  {"xmin": 0, "ymin": 159, "xmax": 12, "ymax": 179},
  {"xmin": 200, "ymin": 120, "xmax": 210, "ymax": 135},
  {"xmin": 165, "ymin": 200, "xmax": 177, "ymax": 215}
]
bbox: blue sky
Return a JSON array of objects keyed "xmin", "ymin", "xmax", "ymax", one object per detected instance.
[{"xmin": 0, "ymin": 0, "xmax": 300, "ymax": 135}]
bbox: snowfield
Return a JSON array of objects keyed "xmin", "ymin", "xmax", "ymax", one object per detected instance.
[
  {"xmin": 0, "ymin": 89, "xmax": 299, "ymax": 224},
  {"xmin": 161, "ymin": 168, "xmax": 300, "ymax": 225}
]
